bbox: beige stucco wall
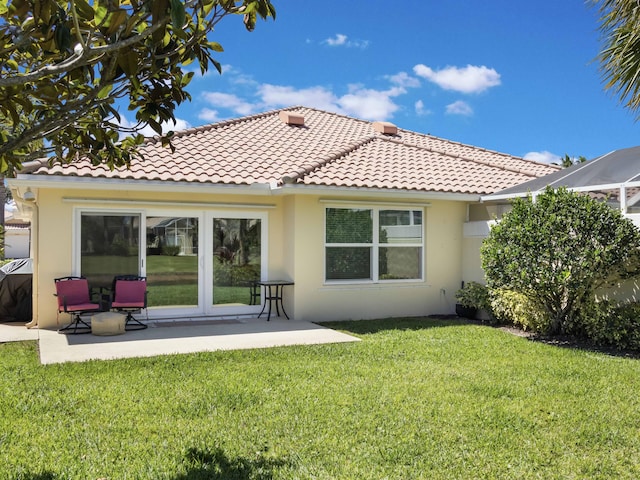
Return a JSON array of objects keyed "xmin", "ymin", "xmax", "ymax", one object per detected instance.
[
  {"xmin": 32, "ymin": 188, "xmax": 288, "ymax": 329},
  {"xmin": 287, "ymin": 195, "xmax": 466, "ymax": 321},
  {"xmin": 462, "ymin": 237, "xmax": 487, "ymax": 285},
  {"xmin": 30, "ymin": 186, "xmax": 470, "ymax": 328}
]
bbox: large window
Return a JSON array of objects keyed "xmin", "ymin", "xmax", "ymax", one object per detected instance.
[
  {"xmin": 325, "ymin": 207, "xmax": 423, "ymax": 282},
  {"xmin": 80, "ymin": 213, "xmax": 140, "ymax": 289}
]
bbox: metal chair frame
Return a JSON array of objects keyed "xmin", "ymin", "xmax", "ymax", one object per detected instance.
[
  {"xmin": 111, "ymin": 275, "xmax": 148, "ymax": 331},
  {"xmin": 54, "ymin": 276, "xmax": 102, "ymax": 334}
]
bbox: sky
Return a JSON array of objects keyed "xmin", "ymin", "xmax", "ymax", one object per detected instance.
[{"xmin": 139, "ymin": 0, "xmax": 640, "ymax": 164}]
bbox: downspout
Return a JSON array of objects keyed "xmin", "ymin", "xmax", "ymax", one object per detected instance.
[{"xmin": 23, "ymin": 195, "xmax": 38, "ymax": 329}]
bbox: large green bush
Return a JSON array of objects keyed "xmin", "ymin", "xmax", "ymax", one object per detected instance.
[
  {"xmin": 489, "ymin": 288, "xmax": 550, "ymax": 332},
  {"xmin": 481, "ymin": 187, "xmax": 640, "ymax": 336},
  {"xmin": 577, "ymin": 299, "xmax": 640, "ymax": 351}
]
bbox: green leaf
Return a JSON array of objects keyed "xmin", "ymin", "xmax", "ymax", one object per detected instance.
[
  {"xmin": 207, "ymin": 41, "xmax": 224, "ymax": 52},
  {"xmin": 169, "ymin": 0, "xmax": 186, "ymax": 34},
  {"xmin": 74, "ymin": 0, "xmax": 95, "ymax": 21},
  {"xmin": 98, "ymin": 84, "xmax": 113, "ymax": 100},
  {"xmin": 95, "ymin": 4, "xmax": 108, "ymax": 25},
  {"xmin": 105, "ymin": 9, "xmax": 129, "ymax": 36}
]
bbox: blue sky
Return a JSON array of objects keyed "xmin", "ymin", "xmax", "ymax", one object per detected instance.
[{"xmin": 149, "ymin": 0, "xmax": 640, "ymax": 164}]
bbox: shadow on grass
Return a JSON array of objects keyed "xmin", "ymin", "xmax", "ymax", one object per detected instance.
[
  {"xmin": 318, "ymin": 315, "xmax": 477, "ymax": 335},
  {"xmin": 174, "ymin": 446, "xmax": 290, "ymax": 480},
  {"xmin": 18, "ymin": 473, "xmax": 57, "ymax": 480},
  {"xmin": 527, "ymin": 333, "xmax": 640, "ymax": 359}
]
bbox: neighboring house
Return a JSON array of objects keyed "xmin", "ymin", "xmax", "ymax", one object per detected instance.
[
  {"xmin": 478, "ymin": 145, "xmax": 640, "ymax": 300},
  {"xmin": 4, "ymin": 208, "xmax": 30, "ymax": 259},
  {"xmin": 8, "ymin": 106, "xmax": 559, "ymax": 329},
  {"xmin": 482, "ymin": 145, "xmax": 640, "ymax": 221}
]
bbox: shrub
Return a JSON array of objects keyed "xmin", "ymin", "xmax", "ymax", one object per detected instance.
[
  {"xmin": 578, "ymin": 299, "xmax": 640, "ymax": 351},
  {"xmin": 490, "ymin": 288, "xmax": 550, "ymax": 332},
  {"xmin": 481, "ymin": 187, "xmax": 640, "ymax": 335},
  {"xmin": 455, "ymin": 282, "xmax": 490, "ymax": 310},
  {"xmin": 162, "ymin": 245, "xmax": 181, "ymax": 256}
]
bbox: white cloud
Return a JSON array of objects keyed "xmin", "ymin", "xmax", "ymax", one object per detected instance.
[
  {"xmin": 524, "ymin": 151, "xmax": 562, "ymax": 164},
  {"xmin": 257, "ymin": 83, "xmax": 404, "ymax": 121},
  {"xmin": 201, "ymin": 92, "xmax": 257, "ymax": 116},
  {"xmin": 198, "ymin": 108, "xmax": 221, "ymax": 122},
  {"xmin": 258, "ymin": 84, "xmax": 340, "ymax": 111},
  {"xmin": 326, "ymin": 33, "xmax": 348, "ymax": 46},
  {"xmin": 387, "ymin": 71, "xmax": 421, "ymax": 88},
  {"xmin": 324, "ymin": 33, "xmax": 369, "ymax": 49},
  {"xmin": 116, "ymin": 116, "xmax": 191, "ymax": 137},
  {"xmin": 413, "ymin": 64, "xmax": 501, "ymax": 94},
  {"xmin": 138, "ymin": 118, "xmax": 191, "ymax": 137},
  {"xmin": 339, "ymin": 85, "xmax": 402, "ymax": 120},
  {"xmin": 446, "ymin": 100, "xmax": 473, "ymax": 116},
  {"xmin": 415, "ymin": 100, "xmax": 431, "ymax": 116}
]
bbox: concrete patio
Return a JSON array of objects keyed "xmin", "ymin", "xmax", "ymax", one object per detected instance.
[{"xmin": 0, "ymin": 318, "xmax": 360, "ymax": 365}]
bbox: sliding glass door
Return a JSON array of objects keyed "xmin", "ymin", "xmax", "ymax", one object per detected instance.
[
  {"xmin": 80, "ymin": 213, "xmax": 140, "ymax": 290},
  {"xmin": 145, "ymin": 216, "xmax": 199, "ymax": 309},
  {"xmin": 211, "ymin": 217, "xmax": 262, "ymax": 307},
  {"xmin": 78, "ymin": 209, "xmax": 267, "ymax": 318}
]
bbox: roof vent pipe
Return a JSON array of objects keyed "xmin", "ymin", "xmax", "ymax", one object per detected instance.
[
  {"xmin": 372, "ymin": 121, "xmax": 398, "ymax": 135},
  {"xmin": 279, "ymin": 111, "xmax": 305, "ymax": 126}
]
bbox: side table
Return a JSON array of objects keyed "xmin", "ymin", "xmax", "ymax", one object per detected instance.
[{"xmin": 257, "ymin": 280, "xmax": 294, "ymax": 321}]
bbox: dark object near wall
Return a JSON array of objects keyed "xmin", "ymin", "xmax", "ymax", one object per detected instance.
[
  {"xmin": 0, "ymin": 258, "xmax": 33, "ymax": 322},
  {"xmin": 455, "ymin": 304, "xmax": 477, "ymax": 319}
]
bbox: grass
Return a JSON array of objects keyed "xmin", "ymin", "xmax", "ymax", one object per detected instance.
[{"xmin": 2, "ymin": 317, "xmax": 640, "ymax": 479}]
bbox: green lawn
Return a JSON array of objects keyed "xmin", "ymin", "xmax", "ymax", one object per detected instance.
[{"xmin": 2, "ymin": 317, "xmax": 640, "ymax": 479}]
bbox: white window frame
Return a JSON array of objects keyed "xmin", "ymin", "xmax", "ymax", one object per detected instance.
[
  {"xmin": 74, "ymin": 207, "xmax": 269, "ymax": 319},
  {"xmin": 324, "ymin": 205, "xmax": 425, "ymax": 284}
]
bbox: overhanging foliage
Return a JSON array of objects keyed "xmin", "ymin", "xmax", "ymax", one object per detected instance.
[{"xmin": 0, "ymin": 0, "xmax": 275, "ymax": 174}]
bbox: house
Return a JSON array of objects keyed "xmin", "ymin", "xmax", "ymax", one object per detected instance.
[
  {"xmin": 8, "ymin": 106, "xmax": 559, "ymax": 329},
  {"xmin": 482, "ymin": 145, "xmax": 640, "ymax": 217},
  {"xmin": 4, "ymin": 210, "xmax": 30, "ymax": 259},
  {"xmin": 476, "ymin": 145, "xmax": 640, "ymax": 301}
]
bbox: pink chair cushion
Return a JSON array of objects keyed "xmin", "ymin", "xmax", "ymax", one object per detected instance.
[
  {"xmin": 55, "ymin": 278, "xmax": 98, "ymax": 311},
  {"xmin": 112, "ymin": 280, "xmax": 146, "ymax": 308}
]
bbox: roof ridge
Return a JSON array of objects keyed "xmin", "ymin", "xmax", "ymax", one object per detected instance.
[
  {"xmin": 280, "ymin": 135, "xmax": 378, "ymax": 184},
  {"xmin": 378, "ymin": 135, "xmax": 550, "ymax": 179},
  {"xmin": 143, "ymin": 107, "xmax": 295, "ymax": 144},
  {"xmin": 292, "ymin": 106, "xmax": 559, "ymax": 175}
]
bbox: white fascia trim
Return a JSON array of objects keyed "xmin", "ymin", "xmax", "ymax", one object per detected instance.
[
  {"xmin": 8, "ymin": 175, "xmax": 273, "ymax": 196},
  {"xmin": 275, "ymin": 184, "xmax": 480, "ymax": 202},
  {"xmin": 62, "ymin": 197, "xmax": 276, "ymax": 209},
  {"xmin": 481, "ymin": 192, "xmax": 532, "ymax": 202},
  {"xmin": 9, "ymin": 174, "xmax": 483, "ymax": 202},
  {"xmin": 482, "ymin": 181, "xmax": 640, "ymax": 202}
]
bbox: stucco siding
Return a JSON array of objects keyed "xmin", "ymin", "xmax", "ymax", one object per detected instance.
[
  {"xmin": 287, "ymin": 197, "xmax": 466, "ymax": 321},
  {"xmin": 31, "ymin": 187, "xmax": 471, "ymax": 328},
  {"xmin": 462, "ymin": 237, "xmax": 487, "ymax": 285}
]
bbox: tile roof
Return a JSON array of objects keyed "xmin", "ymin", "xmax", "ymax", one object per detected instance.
[{"xmin": 29, "ymin": 106, "xmax": 560, "ymax": 196}]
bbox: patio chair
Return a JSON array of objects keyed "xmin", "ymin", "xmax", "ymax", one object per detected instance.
[
  {"xmin": 111, "ymin": 275, "xmax": 148, "ymax": 331},
  {"xmin": 54, "ymin": 276, "xmax": 102, "ymax": 334}
]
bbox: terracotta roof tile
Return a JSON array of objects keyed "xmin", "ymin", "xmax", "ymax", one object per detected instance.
[{"xmin": 31, "ymin": 106, "xmax": 559, "ymax": 195}]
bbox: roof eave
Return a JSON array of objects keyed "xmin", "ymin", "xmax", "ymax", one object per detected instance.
[
  {"xmin": 8, "ymin": 175, "xmax": 274, "ymax": 196},
  {"xmin": 275, "ymin": 183, "xmax": 482, "ymax": 202}
]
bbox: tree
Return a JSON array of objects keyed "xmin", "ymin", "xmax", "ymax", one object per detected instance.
[
  {"xmin": 559, "ymin": 154, "xmax": 587, "ymax": 168},
  {"xmin": 0, "ymin": 0, "xmax": 275, "ymax": 174},
  {"xmin": 595, "ymin": 0, "xmax": 640, "ymax": 118},
  {"xmin": 481, "ymin": 187, "xmax": 640, "ymax": 334}
]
